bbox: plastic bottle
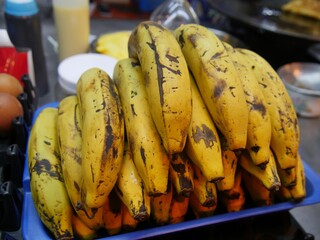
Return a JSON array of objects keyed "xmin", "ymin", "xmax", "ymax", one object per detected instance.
[
  {"xmin": 52, "ymin": 0, "xmax": 90, "ymax": 61},
  {"xmin": 4, "ymin": 0, "xmax": 49, "ymax": 96}
]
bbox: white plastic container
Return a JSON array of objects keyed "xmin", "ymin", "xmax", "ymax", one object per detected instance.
[{"xmin": 55, "ymin": 53, "xmax": 118, "ymax": 100}]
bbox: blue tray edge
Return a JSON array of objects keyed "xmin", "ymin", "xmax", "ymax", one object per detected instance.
[{"xmin": 22, "ymin": 102, "xmax": 320, "ymax": 240}]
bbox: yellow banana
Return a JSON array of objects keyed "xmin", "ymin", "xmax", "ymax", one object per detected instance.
[
  {"xmin": 57, "ymin": 96, "xmax": 104, "ymax": 230},
  {"xmin": 276, "ymin": 154, "xmax": 305, "ymax": 202},
  {"xmin": 128, "ymin": 21, "xmax": 192, "ymax": 154},
  {"xmin": 192, "ymin": 162, "xmax": 218, "ymax": 207},
  {"xmin": 169, "ymin": 192, "xmax": 190, "ymax": 224},
  {"xmin": 103, "ymin": 189, "xmax": 123, "ymax": 236},
  {"xmin": 121, "ymin": 202, "xmax": 139, "ymax": 233},
  {"xmin": 76, "ymin": 67, "xmax": 125, "ymax": 208},
  {"xmin": 237, "ymin": 48, "xmax": 300, "ymax": 170},
  {"xmin": 150, "ymin": 181, "xmax": 173, "ymax": 225},
  {"xmin": 174, "ymin": 24, "xmax": 248, "ymax": 151},
  {"xmin": 28, "ymin": 108, "xmax": 73, "ymax": 239},
  {"xmin": 115, "ymin": 143, "xmax": 150, "ymax": 222},
  {"xmin": 219, "ymin": 171, "xmax": 246, "ymax": 212},
  {"xmin": 113, "ymin": 58, "xmax": 170, "ymax": 196},
  {"xmin": 278, "ymin": 185, "xmax": 293, "ymax": 202},
  {"xmin": 71, "ymin": 213, "xmax": 97, "ymax": 240},
  {"xmin": 241, "ymin": 168, "xmax": 274, "ymax": 206},
  {"xmin": 185, "ymin": 74, "xmax": 224, "ymax": 182},
  {"xmin": 189, "ymin": 193, "xmax": 216, "ymax": 218},
  {"xmin": 239, "ymin": 149, "xmax": 281, "ymax": 191},
  {"xmin": 287, "ymin": 154, "xmax": 306, "ymax": 201},
  {"xmin": 225, "ymin": 43, "xmax": 272, "ymax": 167},
  {"xmin": 276, "ymin": 160, "xmax": 297, "ymax": 188},
  {"xmin": 169, "ymin": 152, "xmax": 194, "ymax": 197},
  {"xmin": 216, "ymin": 149, "xmax": 238, "ymax": 191}
]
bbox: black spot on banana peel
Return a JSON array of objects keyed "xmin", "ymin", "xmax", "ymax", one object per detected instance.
[
  {"xmin": 135, "ymin": 206, "xmax": 149, "ymax": 222},
  {"xmin": 140, "ymin": 146, "xmax": 146, "ymax": 165},
  {"xmin": 178, "ymin": 178, "xmax": 193, "ymax": 197},
  {"xmin": 74, "ymin": 201, "xmax": 98, "ymax": 220},
  {"xmin": 144, "ymin": 32, "xmax": 182, "ymax": 106},
  {"xmin": 251, "ymin": 146, "xmax": 261, "ymax": 154},
  {"xmin": 213, "ymin": 80, "xmax": 227, "ymax": 99},
  {"xmin": 105, "ymin": 116, "xmax": 114, "ymax": 156},
  {"xmin": 177, "ymin": 29, "xmax": 185, "ymax": 48},
  {"xmin": 250, "ymin": 100, "xmax": 267, "ymax": 117},
  {"xmin": 210, "ymin": 51, "xmax": 224, "ymax": 60},
  {"xmin": 49, "ymin": 226, "xmax": 72, "ymax": 240},
  {"xmin": 225, "ymin": 192, "xmax": 240, "ymax": 200},
  {"xmin": 74, "ymin": 181, "xmax": 80, "ymax": 193},
  {"xmin": 130, "ymin": 104, "xmax": 137, "ymax": 116},
  {"xmin": 73, "ymin": 103, "xmax": 82, "ymax": 136},
  {"xmin": 31, "ymin": 158, "xmax": 64, "ymax": 182},
  {"xmin": 192, "ymin": 124, "xmax": 217, "ymax": 148},
  {"xmin": 202, "ymin": 185, "xmax": 217, "ymax": 207}
]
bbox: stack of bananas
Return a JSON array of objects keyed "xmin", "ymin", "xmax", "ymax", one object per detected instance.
[{"xmin": 27, "ymin": 21, "xmax": 306, "ymax": 240}]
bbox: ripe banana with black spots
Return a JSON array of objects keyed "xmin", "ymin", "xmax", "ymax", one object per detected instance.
[
  {"xmin": 185, "ymin": 74, "xmax": 224, "ymax": 182},
  {"xmin": 241, "ymin": 169, "xmax": 274, "ymax": 206},
  {"xmin": 113, "ymin": 58, "xmax": 170, "ymax": 196},
  {"xmin": 57, "ymin": 96, "xmax": 104, "ymax": 230},
  {"xmin": 239, "ymin": 149, "xmax": 281, "ymax": 191},
  {"xmin": 169, "ymin": 152, "xmax": 194, "ymax": 197},
  {"xmin": 279, "ymin": 154, "xmax": 306, "ymax": 202},
  {"xmin": 28, "ymin": 107, "xmax": 73, "ymax": 239},
  {"xmin": 174, "ymin": 24, "xmax": 248, "ymax": 151},
  {"xmin": 169, "ymin": 192, "xmax": 190, "ymax": 224},
  {"xmin": 121, "ymin": 202, "xmax": 139, "ymax": 232},
  {"xmin": 216, "ymin": 148, "xmax": 238, "ymax": 191},
  {"xmin": 237, "ymin": 48, "xmax": 300, "ymax": 170},
  {"xmin": 219, "ymin": 171, "xmax": 246, "ymax": 212},
  {"xmin": 289, "ymin": 154, "xmax": 306, "ymax": 201},
  {"xmin": 276, "ymin": 160, "xmax": 297, "ymax": 188},
  {"xmin": 151, "ymin": 182, "xmax": 173, "ymax": 225},
  {"xmin": 225, "ymin": 43, "xmax": 272, "ymax": 167},
  {"xmin": 192, "ymin": 162, "xmax": 218, "ymax": 208},
  {"xmin": 103, "ymin": 189, "xmax": 123, "ymax": 236},
  {"xmin": 115, "ymin": 143, "xmax": 150, "ymax": 222},
  {"xmin": 71, "ymin": 213, "xmax": 97, "ymax": 240},
  {"xmin": 189, "ymin": 193, "xmax": 217, "ymax": 219},
  {"xmin": 76, "ymin": 67, "xmax": 125, "ymax": 208},
  {"xmin": 128, "ymin": 21, "xmax": 192, "ymax": 154}
]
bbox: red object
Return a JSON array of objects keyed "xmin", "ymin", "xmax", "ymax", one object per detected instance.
[{"xmin": 0, "ymin": 47, "xmax": 29, "ymax": 84}]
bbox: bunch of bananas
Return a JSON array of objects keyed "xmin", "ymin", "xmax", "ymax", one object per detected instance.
[{"xmin": 28, "ymin": 21, "xmax": 306, "ymax": 240}]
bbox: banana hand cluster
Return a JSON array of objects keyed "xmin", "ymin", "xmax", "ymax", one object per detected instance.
[{"xmin": 28, "ymin": 21, "xmax": 306, "ymax": 239}]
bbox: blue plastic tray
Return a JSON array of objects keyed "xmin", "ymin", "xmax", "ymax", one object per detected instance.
[{"xmin": 22, "ymin": 102, "xmax": 320, "ymax": 240}]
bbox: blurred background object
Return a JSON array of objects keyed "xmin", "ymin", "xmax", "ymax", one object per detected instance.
[
  {"xmin": 205, "ymin": 0, "xmax": 320, "ymax": 69},
  {"xmin": 4, "ymin": 0, "xmax": 49, "ymax": 96},
  {"xmin": 52, "ymin": 0, "xmax": 90, "ymax": 61},
  {"xmin": 150, "ymin": 0, "xmax": 199, "ymax": 29},
  {"xmin": 277, "ymin": 62, "xmax": 320, "ymax": 118}
]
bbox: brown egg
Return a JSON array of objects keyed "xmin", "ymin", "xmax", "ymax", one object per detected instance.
[
  {"xmin": 0, "ymin": 73, "xmax": 24, "ymax": 97},
  {"xmin": 0, "ymin": 92, "xmax": 24, "ymax": 136}
]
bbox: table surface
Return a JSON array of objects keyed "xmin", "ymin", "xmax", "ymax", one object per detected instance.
[{"xmin": 2, "ymin": 10, "xmax": 320, "ymax": 239}]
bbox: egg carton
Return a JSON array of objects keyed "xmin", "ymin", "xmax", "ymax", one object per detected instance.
[{"xmin": 0, "ymin": 74, "xmax": 36, "ymax": 232}]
